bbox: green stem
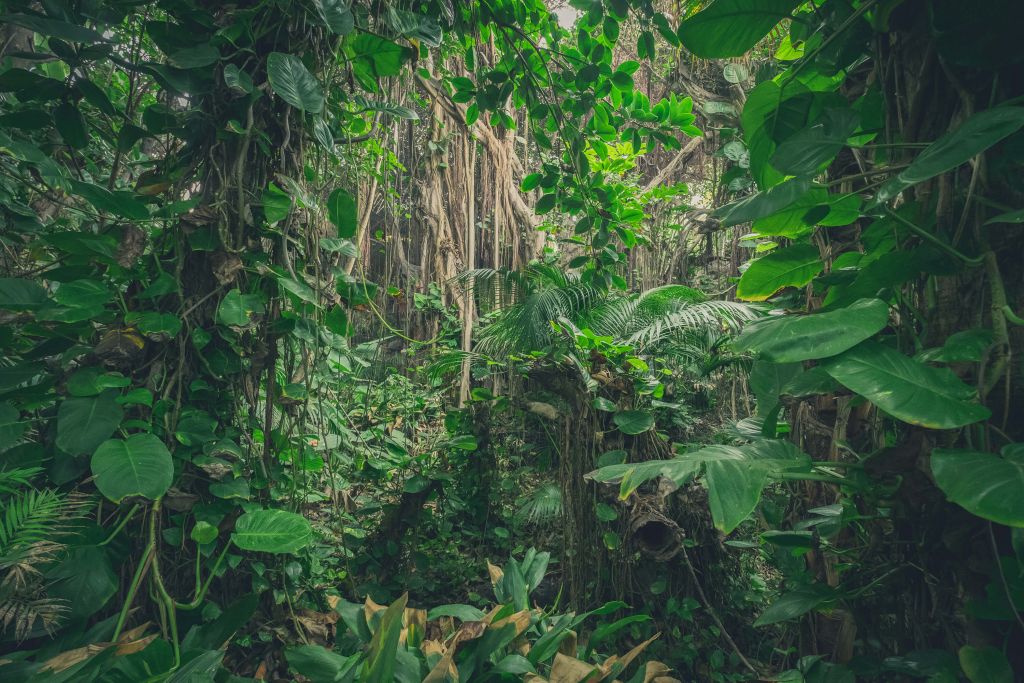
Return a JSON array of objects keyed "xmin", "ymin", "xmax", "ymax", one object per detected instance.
[
  {"xmin": 111, "ymin": 542, "xmax": 153, "ymax": 642},
  {"xmin": 779, "ymin": 472, "xmax": 847, "ymax": 485},
  {"xmin": 1003, "ymin": 304, "xmax": 1024, "ymax": 327},
  {"xmin": 176, "ymin": 544, "xmax": 231, "ymax": 611},
  {"xmin": 884, "ymin": 207, "xmax": 985, "ymax": 266},
  {"xmin": 809, "ymin": 460, "xmax": 864, "ymax": 469},
  {"xmin": 99, "ymin": 504, "xmax": 140, "ymax": 546},
  {"xmin": 149, "ymin": 497, "xmax": 180, "ymax": 668}
]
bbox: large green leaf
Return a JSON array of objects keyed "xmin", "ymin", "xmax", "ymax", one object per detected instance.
[
  {"xmin": 958, "ymin": 646, "xmax": 1014, "ymax": 683},
  {"xmin": 754, "ymin": 584, "xmax": 837, "ymax": 626},
  {"xmin": 612, "ymin": 410, "xmax": 654, "ymax": 435},
  {"xmin": 931, "ymin": 445, "xmax": 1024, "ymax": 527},
  {"xmin": 267, "ymin": 52, "xmax": 324, "ymax": 113},
  {"xmin": 716, "ymin": 178, "xmax": 812, "ymax": 227},
  {"xmin": 287, "ymin": 645, "xmax": 359, "ymax": 683},
  {"xmin": 69, "ymin": 180, "xmax": 150, "ymax": 220},
  {"xmin": 364, "ymin": 593, "xmax": 407, "ymax": 683},
  {"xmin": 697, "ymin": 440, "xmax": 810, "ymax": 533},
  {"xmin": 0, "ymin": 278, "xmax": 48, "ymax": 310},
  {"xmin": 56, "ymin": 392, "xmax": 124, "ymax": 455},
  {"xmin": 349, "ymin": 34, "xmax": 407, "ymax": 78},
  {"xmin": 216, "ymin": 289, "xmax": 265, "ymax": 327},
  {"xmin": 705, "ymin": 458, "xmax": 770, "ymax": 534},
  {"xmin": 875, "ymin": 106, "xmax": 1024, "ymax": 204},
  {"xmin": 586, "ymin": 458, "xmax": 702, "ymax": 500},
  {"xmin": 676, "ymin": 0, "xmax": 802, "ymax": 58},
  {"xmin": 752, "ymin": 191, "xmax": 861, "ymax": 238},
  {"xmin": 0, "ymin": 13, "xmax": 106, "ymax": 43},
  {"xmin": 327, "ymin": 187, "xmax": 358, "ymax": 238},
  {"xmin": 54, "ymin": 102, "xmax": 89, "ymax": 149},
  {"xmin": 90, "ymin": 433, "xmax": 174, "ymax": 502},
  {"xmin": 589, "ymin": 441, "xmax": 808, "ymax": 531},
  {"xmin": 232, "ymin": 509, "xmax": 313, "ymax": 554},
  {"xmin": 823, "ymin": 341, "xmax": 990, "ymax": 429},
  {"xmin": 736, "ymin": 244, "xmax": 823, "ymax": 301},
  {"xmin": 770, "ymin": 108, "xmax": 859, "ymax": 176},
  {"xmin": 313, "ymin": 0, "xmax": 354, "ymax": 35},
  {"xmin": 734, "ymin": 298, "xmax": 889, "ymax": 362}
]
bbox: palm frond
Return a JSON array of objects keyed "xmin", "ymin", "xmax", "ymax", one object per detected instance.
[
  {"xmin": 424, "ymin": 350, "xmax": 488, "ymax": 382},
  {"xmin": 0, "ymin": 468, "xmax": 44, "ymax": 496},
  {"xmin": 475, "ymin": 281, "xmax": 602, "ymax": 355},
  {"xmin": 0, "ymin": 589, "xmax": 68, "ymax": 641},
  {"xmin": 515, "ymin": 483, "xmax": 563, "ymax": 524},
  {"xmin": 625, "ymin": 301, "xmax": 760, "ymax": 349},
  {"xmin": 0, "ymin": 488, "xmax": 64, "ymax": 556}
]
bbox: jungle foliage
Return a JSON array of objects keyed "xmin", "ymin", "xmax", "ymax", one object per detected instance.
[{"xmin": 0, "ymin": 0, "xmax": 1022, "ymax": 682}]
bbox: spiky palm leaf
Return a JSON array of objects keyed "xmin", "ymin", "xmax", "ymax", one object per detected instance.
[
  {"xmin": 0, "ymin": 488, "xmax": 88, "ymax": 640},
  {"xmin": 458, "ymin": 266, "xmax": 603, "ymax": 355},
  {"xmin": 462, "ymin": 270, "xmax": 759, "ymax": 364},
  {"xmin": 585, "ymin": 285, "xmax": 759, "ymax": 350},
  {"xmin": 515, "ymin": 483, "xmax": 563, "ymax": 524}
]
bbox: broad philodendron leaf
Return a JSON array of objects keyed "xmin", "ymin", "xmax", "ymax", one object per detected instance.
[
  {"xmin": 349, "ymin": 33, "xmax": 406, "ymax": 78},
  {"xmin": 716, "ymin": 178, "xmax": 812, "ymax": 227},
  {"xmin": 56, "ymin": 392, "xmax": 124, "ymax": 455},
  {"xmin": 589, "ymin": 441, "xmax": 808, "ymax": 530},
  {"xmin": 612, "ymin": 410, "xmax": 654, "ymax": 435},
  {"xmin": 232, "ymin": 509, "xmax": 313, "ymax": 554},
  {"xmin": 216, "ymin": 289, "xmax": 265, "ymax": 327},
  {"xmin": 734, "ymin": 298, "xmax": 890, "ymax": 362},
  {"xmin": 705, "ymin": 458, "xmax": 770, "ymax": 534},
  {"xmin": 586, "ymin": 458, "xmax": 702, "ymax": 500},
  {"xmin": 875, "ymin": 106, "xmax": 1024, "ymax": 204},
  {"xmin": 824, "ymin": 341, "xmax": 991, "ymax": 429},
  {"xmin": 327, "ymin": 187, "xmax": 358, "ymax": 237},
  {"xmin": 752, "ymin": 190, "xmax": 861, "ymax": 238},
  {"xmin": 736, "ymin": 244, "xmax": 823, "ymax": 301},
  {"xmin": 931, "ymin": 445, "xmax": 1024, "ymax": 527},
  {"xmin": 770, "ymin": 108, "xmax": 860, "ymax": 176},
  {"xmin": 697, "ymin": 440, "xmax": 810, "ymax": 533},
  {"xmin": 91, "ymin": 433, "xmax": 174, "ymax": 502},
  {"xmin": 267, "ymin": 52, "xmax": 324, "ymax": 113},
  {"xmin": 754, "ymin": 584, "xmax": 837, "ymax": 627},
  {"xmin": 677, "ymin": 0, "xmax": 803, "ymax": 58},
  {"xmin": 0, "ymin": 278, "xmax": 48, "ymax": 310},
  {"xmin": 69, "ymin": 180, "xmax": 150, "ymax": 220},
  {"xmin": 313, "ymin": 0, "xmax": 354, "ymax": 35}
]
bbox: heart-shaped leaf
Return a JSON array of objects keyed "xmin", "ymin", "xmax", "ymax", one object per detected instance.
[
  {"xmin": 91, "ymin": 433, "xmax": 174, "ymax": 502},
  {"xmin": 57, "ymin": 392, "xmax": 124, "ymax": 455},
  {"xmin": 613, "ymin": 410, "xmax": 654, "ymax": 435}
]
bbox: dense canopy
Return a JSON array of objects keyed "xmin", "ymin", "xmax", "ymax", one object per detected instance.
[{"xmin": 0, "ymin": 0, "xmax": 1022, "ymax": 681}]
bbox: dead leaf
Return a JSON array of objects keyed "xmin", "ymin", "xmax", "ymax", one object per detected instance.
[
  {"xmin": 487, "ymin": 561, "xmax": 504, "ymax": 587},
  {"xmin": 550, "ymin": 652, "xmax": 600, "ymax": 683}
]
